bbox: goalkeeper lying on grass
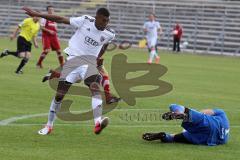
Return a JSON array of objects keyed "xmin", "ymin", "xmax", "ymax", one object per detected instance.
[{"xmin": 143, "ymin": 104, "xmax": 230, "ymax": 146}]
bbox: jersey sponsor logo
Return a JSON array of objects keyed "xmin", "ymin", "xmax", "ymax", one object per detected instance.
[{"xmin": 84, "ymin": 36, "xmax": 99, "ymax": 46}]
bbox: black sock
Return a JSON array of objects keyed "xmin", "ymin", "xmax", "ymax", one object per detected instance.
[
  {"xmin": 16, "ymin": 58, "xmax": 28, "ymax": 73},
  {"xmin": 7, "ymin": 51, "xmax": 19, "ymax": 57},
  {"xmin": 173, "ymin": 133, "xmax": 191, "ymax": 144}
]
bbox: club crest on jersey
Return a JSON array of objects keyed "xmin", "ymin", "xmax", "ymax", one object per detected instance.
[
  {"xmin": 87, "ymin": 28, "xmax": 90, "ymax": 31},
  {"xmin": 100, "ymin": 36, "xmax": 105, "ymax": 42}
]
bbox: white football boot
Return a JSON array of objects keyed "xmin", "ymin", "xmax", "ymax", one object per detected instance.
[{"xmin": 38, "ymin": 125, "xmax": 53, "ymax": 135}]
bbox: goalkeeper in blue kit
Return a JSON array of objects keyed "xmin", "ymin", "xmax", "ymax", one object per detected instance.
[{"xmin": 143, "ymin": 104, "xmax": 230, "ymax": 146}]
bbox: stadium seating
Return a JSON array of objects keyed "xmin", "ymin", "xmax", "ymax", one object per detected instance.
[{"xmin": 0, "ymin": 0, "xmax": 239, "ymax": 55}]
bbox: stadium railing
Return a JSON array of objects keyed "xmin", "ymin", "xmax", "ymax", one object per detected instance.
[{"xmin": 0, "ymin": 0, "xmax": 239, "ymax": 55}]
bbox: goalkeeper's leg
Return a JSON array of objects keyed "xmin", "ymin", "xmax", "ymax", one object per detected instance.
[{"xmin": 142, "ymin": 132, "xmax": 190, "ymax": 143}]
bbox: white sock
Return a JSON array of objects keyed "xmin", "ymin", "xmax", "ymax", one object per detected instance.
[
  {"xmin": 92, "ymin": 94, "xmax": 103, "ymax": 125},
  {"xmin": 47, "ymin": 98, "xmax": 61, "ymax": 127},
  {"xmin": 149, "ymin": 49, "xmax": 156, "ymax": 62}
]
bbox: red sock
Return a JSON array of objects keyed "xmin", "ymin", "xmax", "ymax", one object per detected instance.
[
  {"xmin": 57, "ymin": 52, "xmax": 64, "ymax": 67},
  {"xmin": 101, "ymin": 75, "xmax": 111, "ymax": 99},
  {"xmin": 37, "ymin": 52, "xmax": 48, "ymax": 65}
]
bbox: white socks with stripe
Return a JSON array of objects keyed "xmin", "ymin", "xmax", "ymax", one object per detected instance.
[
  {"xmin": 92, "ymin": 94, "xmax": 103, "ymax": 125},
  {"xmin": 47, "ymin": 98, "xmax": 61, "ymax": 127}
]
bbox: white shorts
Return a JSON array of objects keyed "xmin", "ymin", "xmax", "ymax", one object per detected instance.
[
  {"xmin": 147, "ymin": 37, "xmax": 158, "ymax": 48},
  {"xmin": 59, "ymin": 55, "xmax": 99, "ymax": 84}
]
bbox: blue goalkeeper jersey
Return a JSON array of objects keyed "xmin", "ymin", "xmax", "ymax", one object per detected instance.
[{"xmin": 182, "ymin": 109, "xmax": 230, "ymax": 146}]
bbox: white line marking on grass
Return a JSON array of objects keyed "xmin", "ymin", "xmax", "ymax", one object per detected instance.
[
  {"xmin": 0, "ymin": 108, "xmax": 239, "ymax": 126},
  {"xmin": 1, "ymin": 123, "xmax": 240, "ymax": 128},
  {"xmin": 1, "ymin": 123, "xmax": 179, "ymax": 128},
  {"xmin": 0, "ymin": 110, "xmax": 164, "ymax": 126},
  {"xmin": 0, "ymin": 113, "xmax": 48, "ymax": 126},
  {"xmin": 0, "ymin": 111, "xmax": 165, "ymax": 126}
]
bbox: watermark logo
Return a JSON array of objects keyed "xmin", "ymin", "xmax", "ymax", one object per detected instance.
[
  {"xmin": 112, "ymin": 53, "xmax": 172, "ymax": 106},
  {"xmin": 48, "ymin": 49, "xmax": 172, "ymax": 121}
]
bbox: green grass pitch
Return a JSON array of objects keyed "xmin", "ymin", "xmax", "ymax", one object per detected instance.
[{"xmin": 0, "ymin": 37, "xmax": 240, "ymax": 160}]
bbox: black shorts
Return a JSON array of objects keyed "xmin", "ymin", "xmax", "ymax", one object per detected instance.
[{"xmin": 17, "ymin": 36, "xmax": 32, "ymax": 53}]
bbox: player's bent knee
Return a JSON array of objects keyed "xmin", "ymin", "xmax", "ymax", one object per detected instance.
[
  {"xmin": 25, "ymin": 52, "xmax": 31, "ymax": 59},
  {"xmin": 18, "ymin": 52, "xmax": 26, "ymax": 58},
  {"xmin": 84, "ymin": 75, "xmax": 102, "ymax": 87},
  {"xmin": 55, "ymin": 81, "xmax": 72, "ymax": 102},
  {"xmin": 84, "ymin": 75, "xmax": 102, "ymax": 95},
  {"xmin": 55, "ymin": 89, "xmax": 69, "ymax": 102},
  {"xmin": 55, "ymin": 94, "xmax": 64, "ymax": 102},
  {"xmin": 44, "ymin": 49, "xmax": 51, "ymax": 53},
  {"xmin": 56, "ymin": 50, "xmax": 61, "ymax": 54},
  {"xmin": 23, "ymin": 57, "xmax": 29, "ymax": 63}
]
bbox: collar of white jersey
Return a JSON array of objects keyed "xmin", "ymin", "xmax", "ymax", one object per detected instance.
[{"xmin": 149, "ymin": 20, "xmax": 156, "ymax": 23}]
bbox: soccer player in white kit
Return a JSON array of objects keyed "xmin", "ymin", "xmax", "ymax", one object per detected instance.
[
  {"xmin": 143, "ymin": 13, "xmax": 162, "ymax": 64},
  {"xmin": 23, "ymin": 7, "xmax": 115, "ymax": 135}
]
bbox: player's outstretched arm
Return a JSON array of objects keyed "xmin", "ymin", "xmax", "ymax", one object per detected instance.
[{"xmin": 23, "ymin": 7, "xmax": 70, "ymax": 24}]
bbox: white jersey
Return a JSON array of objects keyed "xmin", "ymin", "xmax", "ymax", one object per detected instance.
[
  {"xmin": 143, "ymin": 21, "xmax": 161, "ymax": 39},
  {"xmin": 64, "ymin": 15, "xmax": 115, "ymax": 57}
]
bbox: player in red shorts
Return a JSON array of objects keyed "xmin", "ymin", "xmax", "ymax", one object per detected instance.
[{"xmin": 36, "ymin": 6, "xmax": 64, "ymax": 68}]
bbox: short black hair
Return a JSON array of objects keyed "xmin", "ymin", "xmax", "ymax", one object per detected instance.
[
  {"xmin": 96, "ymin": 8, "xmax": 110, "ymax": 17},
  {"xmin": 46, "ymin": 5, "xmax": 53, "ymax": 11}
]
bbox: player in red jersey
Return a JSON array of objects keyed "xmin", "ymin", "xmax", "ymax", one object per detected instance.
[
  {"xmin": 172, "ymin": 23, "xmax": 183, "ymax": 52},
  {"xmin": 36, "ymin": 6, "xmax": 64, "ymax": 68}
]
